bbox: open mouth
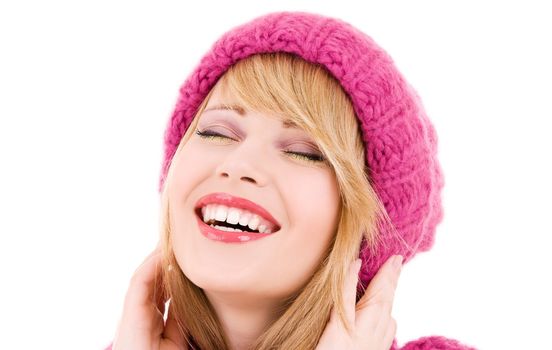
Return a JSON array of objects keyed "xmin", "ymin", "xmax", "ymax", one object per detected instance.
[
  {"xmin": 194, "ymin": 206, "xmax": 281, "ymax": 235},
  {"xmin": 193, "ymin": 192, "xmax": 282, "ymax": 242}
]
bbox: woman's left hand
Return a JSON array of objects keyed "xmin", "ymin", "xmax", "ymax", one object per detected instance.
[{"xmin": 315, "ymin": 254, "xmax": 403, "ymax": 350}]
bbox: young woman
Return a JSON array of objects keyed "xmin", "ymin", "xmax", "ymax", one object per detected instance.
[{"xmin": 107, "ymin": 11, "xmax": 476, "ymax": 350}]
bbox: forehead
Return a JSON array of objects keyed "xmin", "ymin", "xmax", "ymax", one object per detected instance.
[
  {"xmin": 201, "ymin": 81, "xmax": 303, "ymax": 129},
  {"xmin": 203, "ymin": 103, "xmax": 299, "ymax": 129}
]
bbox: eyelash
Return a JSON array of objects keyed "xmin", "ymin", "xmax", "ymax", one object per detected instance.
[{"xmin": 195, "ymin": 129, "xmax": 325, "ymax": 163}]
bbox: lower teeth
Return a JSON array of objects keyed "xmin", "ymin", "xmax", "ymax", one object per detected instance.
[{"xmin": 210, "ymin": 224, "xmax": 245, "ymax": 232}]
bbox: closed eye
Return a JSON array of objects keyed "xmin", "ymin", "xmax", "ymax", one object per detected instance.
[
  {"xmin": 195, "ymin": 129, "xmax": 326, "ymax": 163},
  {"xmin": 283, "ymin": 151, "xmax": 325, "ymax": 163},
  {"xmin": 195, "ymin": 129, "xmax": 234, "ymax": 141}
]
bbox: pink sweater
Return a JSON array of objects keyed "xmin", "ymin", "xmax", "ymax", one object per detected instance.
[{"xmin": 104, "ymin": 335, "xmax": 477, "ymax": 349}]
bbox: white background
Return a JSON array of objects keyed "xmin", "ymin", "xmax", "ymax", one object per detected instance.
[{"xmin": 1, "ymin": 1, "xmax": 550, "ymax": 349}]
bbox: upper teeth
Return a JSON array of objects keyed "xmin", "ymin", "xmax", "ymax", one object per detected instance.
[{"xmin": 200, "ymin": 204, "xmax": 274, "ymax": 234}]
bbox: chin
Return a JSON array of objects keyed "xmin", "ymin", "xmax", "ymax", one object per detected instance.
[
  {"xmin": 181, "ymin": 258, "xmax": 259, "ymax": 290},
  {"xmin": 193, "ymin": 275, "xmax": 258, "ymax": 295}
]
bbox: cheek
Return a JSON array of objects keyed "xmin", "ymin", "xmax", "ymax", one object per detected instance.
[
  {"xmin": 286, "ymin": 168, "xmax": 340, "ymax": 235},
  {"xmin": 269, "ymin": 168, "xmax": 340, "ymax": 293},
  {"xmin": 171, "ymin": 143, "xmax": 208, "ymax": 198},
  {"xmin": 168, "ymin": 143, "xmax": 215, "ymax": 277}
]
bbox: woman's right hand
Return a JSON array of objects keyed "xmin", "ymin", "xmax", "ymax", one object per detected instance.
[
  {"xmin": 315, "ymin": 255, "xmax": 402, "ymax": 350},
  {"xmin": 111, "ymin": 243, "xmax": 186, "ymax": 350}
]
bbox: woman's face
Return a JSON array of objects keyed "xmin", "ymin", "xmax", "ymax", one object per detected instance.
[{"xmin": 169, "ymin": 83, "xmax": 341, "ymax": 301}]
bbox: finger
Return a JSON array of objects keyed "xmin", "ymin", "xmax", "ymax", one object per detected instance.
[
  {"xmin": 125, "ymin": 247, "xmax": 164, "ymax": 310},
  {"xmin": 327, "ymin": 258, "xmax": 361, "ymax": 326},
  {"xmin": 355, "ymin": 255, "xmax": 402, "ymax": 327},
  {"xmin": 382, "ymin": 317, "xmax": 397, "ymax": 349},
  {"xmin": 360, "ymin": 255, "xmax": 402, "ymax": 310},
  {"xmin": 133, "ymin": 245, "xmax": 162, "ymax": 274}
]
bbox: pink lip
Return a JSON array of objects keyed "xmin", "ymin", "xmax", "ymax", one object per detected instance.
[{"xmin": 194, "ymin": 192, "xmax": 281, "ymax": 228}]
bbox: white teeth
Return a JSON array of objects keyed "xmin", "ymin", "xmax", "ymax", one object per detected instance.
[
  {"xmin": 226, "ymin": 208, "xmax": 241, "ymax": 224},
  {"xmin": 209, "ymin": 206, "xmax": 217, "ymax": 221},
  {"xmin": 199, "ymin": 203, "xmax": 276, "ymax": 234},
  {"xmin": 215, "ymin": 205, "xmax": 228, "ymax": 222},
  {"xmin": 238, "ymin": 211, "xmax": 252, "ymax": 226},
  {"xmin": 248, "ymin": 215, "xmax": 260, "ymax": 231},
  {"xmin": 211, "ymin": 224, "xmax": 244, "ymax": 232}
]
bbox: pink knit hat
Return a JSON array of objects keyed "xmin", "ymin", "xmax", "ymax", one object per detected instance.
[{"xmin": 158, "ymin": 11, "xmax": 475, "ymax": 350}]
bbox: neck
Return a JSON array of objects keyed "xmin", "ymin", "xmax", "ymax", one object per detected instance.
[{"xmin": 204, "ymin": 290, "xmax": 284, "ymax": 350}]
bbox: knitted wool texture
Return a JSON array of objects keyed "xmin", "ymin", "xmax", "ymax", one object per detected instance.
[{"xmin": 156, "ymin": 11, "xmax": 476, "ymax": 350}]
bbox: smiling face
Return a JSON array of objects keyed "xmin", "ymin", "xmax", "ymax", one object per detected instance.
[{"xmin": 168, "ymin": 82, "xmax": 341, "ymax": 301}]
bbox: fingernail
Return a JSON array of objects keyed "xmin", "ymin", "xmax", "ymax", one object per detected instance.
[{"xmin": 394, "ymin": 255, "xmax": 403, "ymax": 270}]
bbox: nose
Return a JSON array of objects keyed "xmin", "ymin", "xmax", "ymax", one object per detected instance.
[{"xmin": 215, "ymin": 141, "xmax": 269, "ymax": 187}]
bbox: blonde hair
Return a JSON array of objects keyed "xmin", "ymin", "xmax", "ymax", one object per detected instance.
[{"xmin": 156, "ymin": 52, "xmax": 394, "ymax": 349}]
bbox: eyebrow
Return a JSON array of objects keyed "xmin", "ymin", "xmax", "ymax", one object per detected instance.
[
  {"xmin": 204, "ymin": 103, "xmax": 246, "ymax": 116},
  {"xmin": 203, "ymin": 103, "xmax": 299, "ymax": 128}
]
